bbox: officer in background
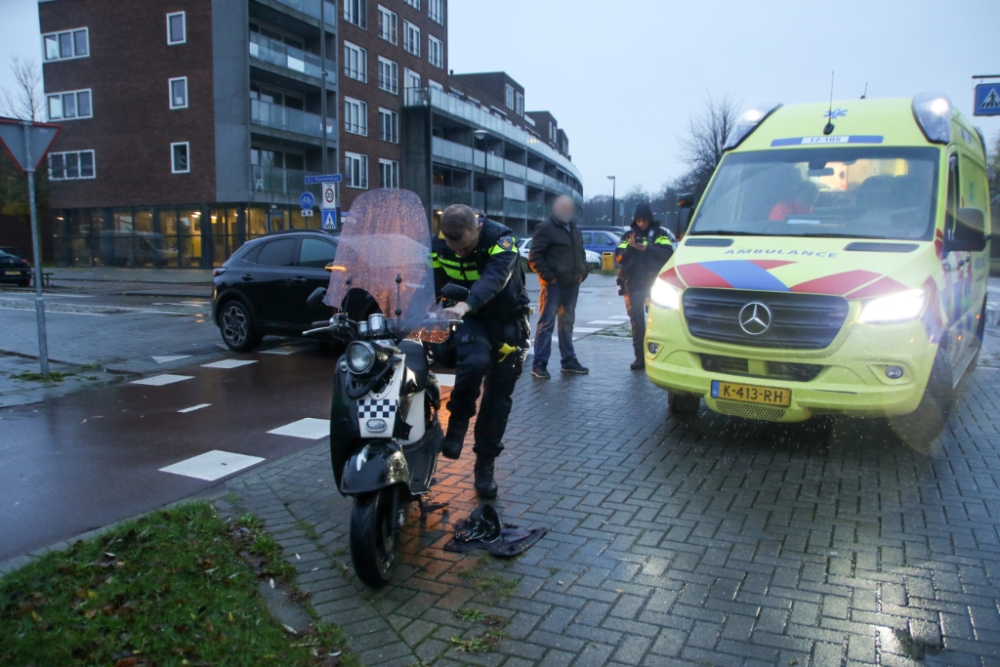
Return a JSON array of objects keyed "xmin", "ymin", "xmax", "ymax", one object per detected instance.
[
  {"xmin": 433, "ymin": 204, "xmax": 530, "ymax": 499},
  {"xmin": 616, "ymin": 203, "xmax": 675, "ymax": 370}
]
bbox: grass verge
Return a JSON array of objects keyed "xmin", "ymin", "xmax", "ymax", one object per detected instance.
[{"xmin": 0, "ymin": 502, "xmax": 356, "ymax": 667}]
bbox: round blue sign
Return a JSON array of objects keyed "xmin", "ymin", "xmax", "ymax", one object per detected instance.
[{"xmin": 298, "ymin": 191, "xmax": 316, "ymax": 209}]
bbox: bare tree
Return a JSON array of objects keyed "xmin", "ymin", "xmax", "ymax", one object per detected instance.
[
  {"xmin": 677, "ymin": 93, "xmax": 741, "ymax": 198},
  {"xmin": 0, "ymin": 56, "xmax": 44, "ymax": 122}
]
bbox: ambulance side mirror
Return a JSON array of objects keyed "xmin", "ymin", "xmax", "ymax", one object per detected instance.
[
  {"xmin": 944, "ymin": 208, "xmax": 987, "ymax": 254},
  {"xmin": 677, "ymin": 193, "xmax": 696, "ymax": 237}
]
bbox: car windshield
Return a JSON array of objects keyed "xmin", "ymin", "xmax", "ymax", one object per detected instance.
[{"xmin": 689, "ymin": 146, "xmax": 939, "ymax": 241}]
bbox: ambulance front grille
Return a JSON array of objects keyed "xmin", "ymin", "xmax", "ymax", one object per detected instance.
[
  {"xmin": 683, "ymin": 289, "xmax": 849, "ymax": 350},
  {"xmin": 714, "ymin": 400, "xmax": 786, "ymax": 422}
]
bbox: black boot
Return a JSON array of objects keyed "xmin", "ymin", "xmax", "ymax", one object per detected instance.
[
  {"xmin": 441, "ymin": 419, "xmax": 468, "ymax": 460},
  {"xmin": 630, "ymin": 358, "xmax": 645, "ymax": 370},
  {"xmin": 473, "ymin": 455, "xmax": 498, "ymax": 499}
]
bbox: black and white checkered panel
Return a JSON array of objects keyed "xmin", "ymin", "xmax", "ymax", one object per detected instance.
[{"xmin": 357, "ymin": 398, "xmax": 398, "ymax": 419}]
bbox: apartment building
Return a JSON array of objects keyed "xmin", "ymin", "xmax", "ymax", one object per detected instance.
[{"xmin": 38, "ymin": 0, "xmax": 581, "ymax": 267}]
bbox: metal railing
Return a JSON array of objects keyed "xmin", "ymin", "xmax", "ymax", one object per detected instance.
[
  {"xmin": 527, "ymin": 202, "xmax": 547, "ymax": 220},
  {"xmin": 251, "ymin": 99, "xmax": 332, "ymax": 138},
  {"xmin": 272, "ymin": 0, "xmax": 337, "ymax": 24},
  {"xmin": 504, "ymin": 159, "xmax": 527, "ymax": 179},
  {"xmin": 405, "ymin": 86, "xmax": 583, "ymax": 188},
  {"xmin": 249, "ymin": 33, "xmax": 332, "ymax": 80},
  {"xmin": 252, "ymin": 165, "xmax": 319, "ymax": 195}
]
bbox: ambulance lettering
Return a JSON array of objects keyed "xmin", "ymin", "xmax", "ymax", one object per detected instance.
[{"xmin": 723, "ymin": 248, "xmax": 836, "ymax": 258}]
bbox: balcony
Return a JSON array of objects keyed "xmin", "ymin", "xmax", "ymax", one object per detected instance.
[
  {"xmin": 250, "ymin": 32, "xmax": 332, "ymax": 80},
  {"xmin": 527, "ymin": 202, "xmax": 546, "ymax": 220},
  {"xmin": 272, "ymin": 0, "xmax": 337, "ymax": 24},
  {"xmin": 431, "ymin": 186, "xmax": 503, "ymax": 215},
  {"xmin": 406, "ymin": 87, "xmax": 583, "ymax": 189},
  {"xmin": 251, "ymin": 98, "xmax": 332, "ymax": 139},
  {"xmin": 252, "ymin": 165, "xmax": 321, "ymax": 196}
]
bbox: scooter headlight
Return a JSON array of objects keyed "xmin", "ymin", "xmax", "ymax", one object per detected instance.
[
  {"xmin": 650, "ymin": 278, "xmax": 682, "ymax": 310},
  {"xmin": 345, "ymin": 341, "xmax": 376, "ymax": 374},
  {"xmin": 858, "ymin": 289, "xmax": 926, "ymax": 324}
]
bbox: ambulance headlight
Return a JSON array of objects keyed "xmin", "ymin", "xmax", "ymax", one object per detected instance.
[
  {"xmin": 345, "ymin": 341, "xmax": 375, "ymax": 374},
  {"xmin": 858, "ymin": 289, "xmax": 926, "ymax": 324},
  {"xmin": 912, "ymin": 93, "xmax": 952, "ymax": 144},
  {"xmin": 650, "ymin": 278, "xmax": 682, "ymax": 310}
]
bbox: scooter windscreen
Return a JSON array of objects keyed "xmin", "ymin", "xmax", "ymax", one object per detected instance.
[{"xmin": 324, "ymin": 188, "xmax": 447, "ymax": 339}]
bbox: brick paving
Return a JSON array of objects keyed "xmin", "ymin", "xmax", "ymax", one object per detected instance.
[{"xmin": 221, "ymin": 334, "xmax": 1000, "ymax": 667}]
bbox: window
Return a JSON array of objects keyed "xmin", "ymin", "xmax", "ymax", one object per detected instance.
[
  {"xmin": 404, "ymin": 68, "xmax": 421, "ymax": 90},
  {"xmin": 403, "ymin": 21, "xmax": 420, "ymax": 56},
  {"xmin": 344, "ymin": 0, "xmax": 367, "ymax": 28},
  {"xmin": 378, "ymin": 57, "xmax": 398, "ymax": 94},
  {"xmin": 166, "ymin": 12, "xmax": 186, "ymax": 45},
  {"xmin": 257, "ymin": 238, "xmax": 297, "ymax": 266},
  {"xmin": 515, "ymin": 92, "xmax": 524, "ymax": 116},
  {"xmin": 505, "ymin": 84, "xmax": 514, "ymax": 109},
  {"xmin": 171, "ymin": 142, "xmax": 190, "ymax": 174},
  {"xmin": 47, "ymin": 89, "xmax": 92, "ymax": 120},
  {"xmin": 549, "ymin": 122, "xmax": 556, "ymax": 141},
  {"xmin": 379, "ymin": 159, "xmax": 399, "ymax": 188},
  {"xmin": 428, "ymin": 0, "xmax": 444, "ymax": 24},
  {"xmin": 169, "ymin": 77, "xmax": 188, "ymax": 109},
  {"xmin": 344, "ymin": 97, "xmax": 367, "ymax": 135},
  {"xmin": 403, "ymin": 0, "xmax": 420, "ymax": 8},
  {"xmin": 345, "ymin": 152, "xmax": 368, "ymax": 189},
  {"xmin": 48, "ymin": 150, "xmax": 95, "ymax": 180},
  {"xmin": 343, "ymin": 42, "xmax": 367, "ymax": 82},
  {"xmin": 377, "ymin": 5, "xmax": 397, "ymax": 44},
  {"xmin": 429, "ymin": 79, "xmax": 444, "ymax": 92},
  {"xmin": 379, "ymin": 108, "xmax": 398, "ymax": 143},
  {"xmin": 43, "ymin": 28, "xmax": 88, "ymax": 61},
  {"xmin": 298, "ymin": 238, "xmax": 337, "ymax": 268},
  {"xmin": 428, "ymin": 35, "xmax": 443, "ymax": 68}
]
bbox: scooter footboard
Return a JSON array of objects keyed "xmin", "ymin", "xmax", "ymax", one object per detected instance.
[{"xmin": 341, "ymin": 443, "xmax": 411, "ymax": 496}]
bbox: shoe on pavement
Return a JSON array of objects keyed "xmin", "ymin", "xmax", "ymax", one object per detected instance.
[
  {"xmin": 473, "ymin": 455, "xmax": 498, "ymax": 499},
  {"xmin": 630, "ymin": 359, "xmax": 645, "ymax": 370},
  {"xmin": 441, "ymin": 419, "xmax": 468, "ymax": 460},
  {"xmin": 531, "ymin": 366, "xmax": 550, "ymax": 380},
  {"xmin": 561, "ymin": 359, "xmax": 589, "ymax": 374}
]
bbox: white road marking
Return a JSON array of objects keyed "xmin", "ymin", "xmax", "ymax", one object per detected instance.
[
  {"xmin": 159, "ymin": 450, "xmax": 264, "ymax": 481},
  {"xmin": 606, "ymin": 316, "xmax": 630, "ymax": 321},
  {"xmin": 131, "ymin": 374, "xmax": 194, "ymax": 386},
  {"xmin": 588, "ymin": 320, "xmax": 624, "ymax": 325},
  {"xmin": 436, "ymin": 373, "xmax": 456, "ymax": 387},
  {"xmin": 268, "ymin": 418, "xmax": 330, "ymax": 440},
  {"xmin": 0, "ymin": 306, "xmax": 106, "ymax": 316},
  {"xmin": 178, "ymin": 403, "xmax": 211, "ymax": 413},
  {"xmin": 573, "ymin": 327, "xmax": 602, "ymax": 334},
  {"xmin": 202, "ymin": 359, "xmax": 258, "ymax": 369},
  {"xmin": 152, "ymin": 355, "xmax": 191, "ymax": 364},
  {"xmin": 261, "ymin": 344, "xmax": 312, "ymax": 355}
]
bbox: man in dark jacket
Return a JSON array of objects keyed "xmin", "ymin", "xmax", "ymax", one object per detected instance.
[
  {"xmin": 528, "ymin": 195, "xmax": 589, "ymax": 379},
  {"xmin": 616, "ymin": 203, "xmax": 675, "ymax": 370},
  {"xmin": 433, "ymin": 204, "xmax": 530, "ymax": 499}
]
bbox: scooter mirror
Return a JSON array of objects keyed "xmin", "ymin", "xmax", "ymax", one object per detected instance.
[
  {"xmin": 307, "ymin": 287, "xmax": 327, "ymax": 309},
  {"xmin": 440, "ymin": 283, "xmax": 470, "ymax": 302}
]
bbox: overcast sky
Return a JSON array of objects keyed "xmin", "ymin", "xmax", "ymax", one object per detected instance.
[{"xmin": 3, "ymin": 0, "xmax": 997, "ymax": 198}]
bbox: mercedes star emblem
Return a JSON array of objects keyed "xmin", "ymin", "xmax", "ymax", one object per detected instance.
[{"xmin": 738, "ymin": 302, "xmax": 772, "ymax": 335}]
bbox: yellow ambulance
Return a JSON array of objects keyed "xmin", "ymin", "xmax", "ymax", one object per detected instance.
[{"xmin": 645, "ymin": 94, "xmax": 991, "ymax": 447}]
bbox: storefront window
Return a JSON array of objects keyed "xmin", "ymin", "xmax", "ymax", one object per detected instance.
[
  {"xmin": 178, "ymin": 207, "xmax": 203, "ymax": 267},
  {"xmin": 134, "ymin": 208, "xmax": 155, "ymax": 267},
  {"xmin": 157, "ymin": 207, "xmax": 179, "ymax": 268},
  {"xmin": 248, "ymin": 206, "xmax": 267, "ymax": 237}
]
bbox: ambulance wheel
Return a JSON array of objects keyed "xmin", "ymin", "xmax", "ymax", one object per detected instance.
[
  {"xmin": 888, "ymin": 351, "xmax": 953, "ymax": 453},
  {"xmin": 668, "ymin": 392, "xmax": 701, "ymax": 418}
]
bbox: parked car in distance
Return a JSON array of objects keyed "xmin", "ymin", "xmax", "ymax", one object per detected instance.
[
  {"xmin": 580, "ymin": 228, "xmax": 625, "ymax": 256},
  {"xmin": 0, "ymin": 249, "xmax": 31, "ymax": 287},
  {"xmin": 212, "ymin": 230, "xmax": 339, "ymax": 352},
  {"xmin": 519, "ymin": 236, "xmax": 601, "ymax": 272}
]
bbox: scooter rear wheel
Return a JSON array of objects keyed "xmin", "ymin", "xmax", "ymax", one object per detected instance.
[{"xmin": 350, "ymin": 488, "xmax": 401, "ymax": 587}]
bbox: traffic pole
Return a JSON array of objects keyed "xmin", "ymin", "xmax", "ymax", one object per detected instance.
[{"xmin": 22, "ymin": 121, "xmax": 49, "ymax": 376}]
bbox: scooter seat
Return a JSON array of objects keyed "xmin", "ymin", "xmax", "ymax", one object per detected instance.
[{"xmin": 399, "ymin": 339, "xmax": 428, "ymax": 390}]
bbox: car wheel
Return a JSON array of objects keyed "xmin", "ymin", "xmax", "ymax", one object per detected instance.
[
  {"xmin": 887, "ymin": 349, "xmax": 953, "ymax": 453},
  {"xmin": 668, "ymin": 391, "xmax": 700, "ymax": 418},
  {"xmin": 219, "ymin": 300, "xmax": 262, "ymax": 352}
]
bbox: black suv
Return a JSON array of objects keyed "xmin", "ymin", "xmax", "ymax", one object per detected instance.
[{"xmin": 212, "ymin": 230, "xmax": 338, "ymax": 351}]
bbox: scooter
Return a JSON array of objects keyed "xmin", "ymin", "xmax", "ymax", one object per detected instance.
[{"xmin": 301, "ymin": 188, "xmax": 464, "ymax": 587}]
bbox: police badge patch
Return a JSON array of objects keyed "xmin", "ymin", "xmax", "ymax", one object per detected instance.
[{"xmin": 497, "ymin": 236, "xmax": 514, "ymax": 251}]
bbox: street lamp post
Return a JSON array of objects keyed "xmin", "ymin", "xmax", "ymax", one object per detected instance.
[
  {"xmin": 607, "ymin": 175, "xmax": 616, "ymax": 228},
  {"xmin": 473, "ymin": 129, "xmax": 489, "ymax": 217}
]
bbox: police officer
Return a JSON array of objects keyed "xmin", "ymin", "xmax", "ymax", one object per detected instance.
[
  {"xmin": 616, "ymin": 203, "xmax": 675, "ymax": 370},
  {"xmin": 433, "ymin": 204, "xmax": 530, "ymax": 499}
]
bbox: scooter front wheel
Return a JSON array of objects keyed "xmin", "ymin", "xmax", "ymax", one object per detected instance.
[{"xmin": 350, "ymin": 487, "xmax": 402, "ymax": 587}]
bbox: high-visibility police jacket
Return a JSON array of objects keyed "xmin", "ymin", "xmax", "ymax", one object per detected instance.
[
  {"xmin": 432, "ymin": 219, "xmax": 529, "ymax": 321},
  {"xmin": 615, "ymin": 221, "xmax": 676, "ymax": 290}
]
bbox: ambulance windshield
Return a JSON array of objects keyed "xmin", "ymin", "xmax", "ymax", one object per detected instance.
[{"xmin": 690, "ymin": 147, "xmax": 939, "ymax": 241}]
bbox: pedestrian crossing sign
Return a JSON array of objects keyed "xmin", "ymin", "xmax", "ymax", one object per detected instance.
[
  {"xmin": 974, "ymin": 83, "xmax": 1000, "ymax": 116},
  {"xmin": 322, "ymin": 210, "xmax": 337, "ymax": 230}
]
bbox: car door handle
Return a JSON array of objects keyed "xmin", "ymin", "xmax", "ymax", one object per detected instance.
[
  {"xmin": 241, "ymin": 273, "xmax": 254, "ymax": 281},
  {"xmin": 291, "ymin": 276, "xmax": 307, "ymax": 284}
]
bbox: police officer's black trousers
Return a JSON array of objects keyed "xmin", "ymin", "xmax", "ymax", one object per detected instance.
[
  {"xmin": 624, "ymin": 285, "xmax": 649, "ymax": 362},
  {"xmin": 446, "ymin": 316, "xmax": 525, "ymax": 459}
]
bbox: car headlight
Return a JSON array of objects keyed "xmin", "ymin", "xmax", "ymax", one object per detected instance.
[
  {"xmin": 858, "ymin": 289, "xmax": 925, "ymax": 324},
  {"xmin": 650, "ymin": 278, "xmax": 682, "ymax": 310},
  {"xmin": 345, "ymin": 341, "xmax": 375, "ymax": 374}
]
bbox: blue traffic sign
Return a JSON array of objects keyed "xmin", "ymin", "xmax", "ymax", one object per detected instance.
[
  {"xmin": 298, "ymin": 191, "xmax": 315, "ymax": 210},
  {"xmin": 322, "ymin": 210, "xmax": 337, "ymax": 230},
  {"xmin": 305, "ymin": 173, "xmax": 343, "ymax": 184},
  {"xmin": 974, "ymin": 83, "xmax": 1000, "ymax": 116}
]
